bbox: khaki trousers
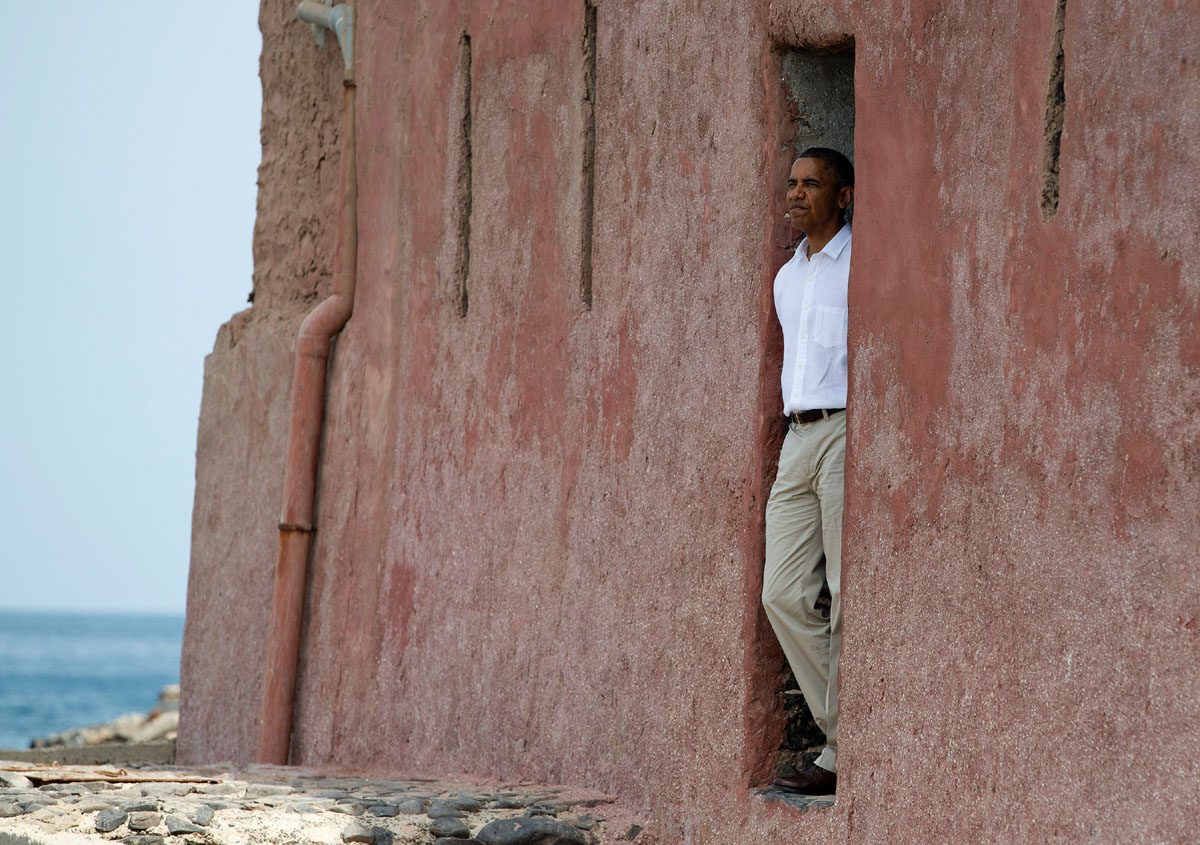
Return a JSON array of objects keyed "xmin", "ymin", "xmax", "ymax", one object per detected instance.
[{"xmin": 763, "ymin": 411, "xmax": 845, "ymax": 773}]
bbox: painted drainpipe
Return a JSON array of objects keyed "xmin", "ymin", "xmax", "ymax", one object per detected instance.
[{"xmin": 257, "ymin": 1, "xmax": 356, "ymax": 766}]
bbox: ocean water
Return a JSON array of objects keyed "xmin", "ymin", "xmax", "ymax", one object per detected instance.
[{"xmin": 0, "ymin": 609, "xmax": 184, "ymax": 750}]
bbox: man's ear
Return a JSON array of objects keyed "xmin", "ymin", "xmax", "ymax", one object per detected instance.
[{"xmin": 838, "ymin": 185, "xmax": 854, "ymax": 210}]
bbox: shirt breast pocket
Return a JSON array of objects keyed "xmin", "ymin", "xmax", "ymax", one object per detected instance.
[{"xmin": 815, "ymin": 305, "xmax": 847, "ymax": 348}]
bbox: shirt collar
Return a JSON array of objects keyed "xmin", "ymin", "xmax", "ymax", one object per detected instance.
[{"xmin": 798, "ymin": 223, "xmax": 852, "ymax": 262}]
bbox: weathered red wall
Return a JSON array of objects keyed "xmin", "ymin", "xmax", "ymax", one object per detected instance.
[
  {"xmin": 181, "ymin": 0, "xmax": 1200, "ymax": 841},
  {"xmin": 843, "ymin": 0, "xmax": 1200, "ymax": 841}
]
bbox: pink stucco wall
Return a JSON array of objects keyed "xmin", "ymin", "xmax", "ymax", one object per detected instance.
[{"xmin": 181, "ymin": 0, "xmax": 1200, "ymax": 841}]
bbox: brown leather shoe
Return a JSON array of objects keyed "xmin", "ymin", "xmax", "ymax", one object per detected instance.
[{"xmin": 772, "ymin": 762, "xmax": 837, "ymax": 795}]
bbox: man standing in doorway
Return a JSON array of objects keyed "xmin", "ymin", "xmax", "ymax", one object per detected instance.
[{"xmin": 763, "ymin": 148, "xmax": 854, "ymax": 796}]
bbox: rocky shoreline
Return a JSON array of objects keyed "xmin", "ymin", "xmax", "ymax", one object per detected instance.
[{"xmin": 27, "ymin": 685, "xmax": 180, "ymax": 750}]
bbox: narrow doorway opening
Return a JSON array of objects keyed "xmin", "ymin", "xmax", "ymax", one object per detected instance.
[{"xmin": 751, "ymin": 38, "xmax": 855, "ymax": 804}]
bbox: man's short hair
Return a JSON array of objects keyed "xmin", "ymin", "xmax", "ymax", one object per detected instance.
[{"xmin": 798, "ymin": 147, "xmax": 854, "ymax": 190}]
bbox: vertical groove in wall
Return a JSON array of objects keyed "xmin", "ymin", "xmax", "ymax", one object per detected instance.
[
  {"xmin": 455, "ymin": 33, "xmax": 473, "ymax": 316},
  {"xmin": 580, "ymin": 1, "xmax": 597, "ymax": 309},
  {"xmin": 1040, "ymin": 0, "xmax": 1067, "ymax": 221}
]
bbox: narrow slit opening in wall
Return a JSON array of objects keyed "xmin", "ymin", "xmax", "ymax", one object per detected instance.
[
  {"xmin": 455, "ymin": 32, "xmax": 473, "ymax": 317},
  {"xmin": 1040, "ymin": 0, "xmax": 1066, "ymax": 221},
  {"xmin": 754, "ymin": 39, "xmax": 854, "ymax": 808},
  {"xmin": 580, "ymin": 0, "xmax": 597, "ymax": 309}
]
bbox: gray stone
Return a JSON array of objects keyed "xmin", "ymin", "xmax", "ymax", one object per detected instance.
[
  {"xmin": 367, "ymin": 803, "xmax": 397, "ymax": 816},
  {"xmin": 95, "ymin": 808, "xmax": 128, "ymax": 832},
  {"xmin": 0, "ymin": 772, "xmax": 33, "ymax": 789},
  {"xmin": 289, "ymin": 802, "xmax": 325, "ymax": 813},
  {"xmin": 395, "ymin": 798, "xmax": 427, "ymax": 814},
  {"xmin": 443, "ymin": 796, "xmax": 484, "ymax": 813},
  {"xmin": 475, "ymin": 817, "xmax": 591, "ymax": 845},
  {"xmin": 490, "ymin": 798, "xmax": 526, "ymax": 810},
  {"xmin": 566, "ymin": 798, "xmax": 606, "ymax": 809},
  {"xmin": 436, "ymin": 840, "xmax": 482, "ymax": 845},
  {"xmin": 138, "ymin": 781, "xmax": 192, "ymax": 797},
  {"xmin": 57, "ymin": 783, "xmax": 97, "ymax": 795},
  {"xmin": 122, "ymin": 836, "xmax": 166, "ymax": 845},
  {"xmin": 245, "ymin": 783, "xmax": 296, "ymax": 797},
  {"xmin": 186, "ymin": 803, "xmax": 215, "ymax": 825},
  {"xmin": 426, "ymin": 800, "xmax": 466, "ymax": 818},
  {"xmin": 0, "ymin": 801, "xmax": 25, "ymax": 817},
  {"xmin": 202, "ymin": 800, "xmax": 236, "ymax": 811},
  {"xmin": 165, "ymin": 814, "xmax": 202, "ymax": 835},
  {"xmin": 341, "ymin": 821, "xmax": 377, "ymax": 843},
  {"xmin": 330, "ymin": 801, "xmax": 366, "ymax": 815},
  {"xmin": 127, "ymin": 811, "xmax": 162, "ymax": 831},
  {"xmin": 120, "ymin": 800, "xmax": 160, "ymax": 813},
  {"xmin": 77, "ymin": 799, "xmax": 113, "ymax": 812},
  {"xmin": 430, "ymin": 816, "xmax": 471, "ymax": 838},
  {"xmin": 192, "ymin": 782, "xmax": 242, "ymax": 795}
]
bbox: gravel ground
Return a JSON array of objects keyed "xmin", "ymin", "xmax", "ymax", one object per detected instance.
[{"xmin": 0, "ymin": 762, "xmax": 652, "ymax": 845}]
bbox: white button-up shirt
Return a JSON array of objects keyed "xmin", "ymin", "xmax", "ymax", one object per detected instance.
[{"xmin": 773, "ymin": 224, "xmax": 851, "ymax": 414}]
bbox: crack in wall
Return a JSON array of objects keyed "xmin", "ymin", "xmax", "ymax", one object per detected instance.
[
  {"xmin": 455, "ymin": 33, "xmax": 473, "ymax": 316},
  {"xmin": 580, "ymin": 1, "xmax": 597, "ymax": 309},
  {"xmin": 1041, "ymin": 0, "xmax": 1067, "ymax": 221}
]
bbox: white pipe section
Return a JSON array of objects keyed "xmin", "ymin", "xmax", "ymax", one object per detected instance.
[{"xmin": 298, "ymin": 1, "xmax": 354, "ymax": 73}]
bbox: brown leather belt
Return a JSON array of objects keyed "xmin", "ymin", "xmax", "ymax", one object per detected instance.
[{"xmin": 789, "ymin": 408, "xmax": 845, "ymax": 425}]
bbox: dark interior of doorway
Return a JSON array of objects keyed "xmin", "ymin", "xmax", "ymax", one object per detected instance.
[{"xmin": 770, "ymin": 39, "xmax": 855, "ymax": 781}]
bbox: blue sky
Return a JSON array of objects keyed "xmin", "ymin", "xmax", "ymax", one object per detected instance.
[{"xmin": 0, "ymin": 4, "xmax": 262, "ymax": 614}]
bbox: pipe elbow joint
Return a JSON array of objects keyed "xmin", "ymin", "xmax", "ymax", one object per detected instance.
[
  {"xmin": 298, "ymin": 1, "xmax": 354, "ymax": 75},
  {"xmin": 298, "ymin": 292, "xmax": 353, "ymax": 345}
]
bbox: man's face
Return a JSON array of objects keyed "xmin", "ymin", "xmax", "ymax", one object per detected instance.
[{"xmin": 785, "ymin": 157, "xmax": 852, "ymax": 233}]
